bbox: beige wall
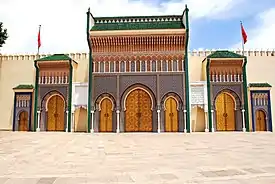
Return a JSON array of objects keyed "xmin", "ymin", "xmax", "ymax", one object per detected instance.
[
  {"xmin": 0, "ymin": 54, "xmax": 89, "ymax": 130},
  {"xmin": 0, "ymin": 51, "xmax": 274, "ymax": 131},
  {"xmin": 0, "ymin": 58, "xmax": 35, "ymax": 130}
]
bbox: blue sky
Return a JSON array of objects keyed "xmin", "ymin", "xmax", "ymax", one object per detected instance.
[
  {"xmin": 187, "ymin": 0, "xmax": 275, "ymax": 50},
  {"xmin": 0, "ymin": 0, "xmax": 274, "ymax": 54}
]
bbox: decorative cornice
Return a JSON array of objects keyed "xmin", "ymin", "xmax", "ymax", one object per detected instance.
[
  {"xmin": 94, "ymin": 15, "xmax": 182, "ymax": 24},
  {"xmin": 0, "ymin": 49, "xmax": 274, "ymax": 61}
]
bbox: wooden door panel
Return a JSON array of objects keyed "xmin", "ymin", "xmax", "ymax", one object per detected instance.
[
  {"xmin": 216, "ymin": 93, "xmax": 236, "ymax": 131},
  {"xmin": 56, "ymin": 95, "xmax": 65, "ymax": 131},
  {"xmin": 100, "ymin": 98, "xmax": 113, "ymax": 132},
  {"xmin": 19, "ymin": 111, "xmax": 28, "ymax": 131},
  {"xmin": 256, "ymin": 110, "xmax": 266, "ymax": 131},
  {"xmin": 139, "ymin": 90, "xmax": 152, "ymax": 132},
  {"xmin": 225, "ymin": 94, "xmax": 235, "ymax": 131},
  {"xmin": 171, "ymin": 98, "xmax": 178, "ymax": 132},
  {"xmin": 47, "ymin": 95, "xmax": 65, "ymax": 131},
  {"xmin": 216, "ymin": 94, "xmax": 226, "ymax": 131},
  {"xmin": 125, "ymin": 89, "xmax": 152, "ymax": 132},
  {"xmin": 47, "ymin": 96, "xmax": 56, "ymax": 131},
  {"xmin": 165, "ymin": 97, "xmax": 178, "ymax": 132},
  {"xmin": 125, "ymin": 90, "xmax": 139, "ymax": 132}
]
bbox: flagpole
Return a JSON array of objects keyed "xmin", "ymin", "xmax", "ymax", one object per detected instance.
[
  {"xmin": 37, "ymin": 25, "xmax": 41, "ymax": 56},
  {"xmin": 240, "ymin": 21, "xmax": 245, "ymax": 56}
]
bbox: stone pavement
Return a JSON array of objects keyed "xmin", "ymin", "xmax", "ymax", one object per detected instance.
[{"xmin": 1, "ymin": 131, "xmax": 275, "ymax": 184}]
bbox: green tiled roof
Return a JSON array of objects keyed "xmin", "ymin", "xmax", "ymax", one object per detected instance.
[
  {"xmin": 249, "ymin": 83, "xmax": 272, "ymax": 88},
  {"xmin": 35, "ymin": 54, "xmax": 72, "ymax": 62},
  {"xmin": 207, "ymin": 50, "xmax": 245, "ymax": 59},
  {"xmin": 91, "ymin": 15, "xmax": 185, "ymax": 31},
  {"xmin": 13, "ymin": 84, "xmax": 34, "ymax": 90}
]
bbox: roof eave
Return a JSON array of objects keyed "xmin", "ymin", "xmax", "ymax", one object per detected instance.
[{"xmin": 89, "ymin": 28, "xmax": 186, "ymax": 37}]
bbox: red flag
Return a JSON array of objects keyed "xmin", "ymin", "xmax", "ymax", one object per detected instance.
[
  {"xmin": 241, "ymin": 23, "xmax": 247, "ymax": 44},
  {"xmin": 38, "ymin": 25, "xmax": 41, "ymax": 49}
]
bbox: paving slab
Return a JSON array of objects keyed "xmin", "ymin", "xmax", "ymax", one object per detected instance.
[{"xmin": 1, "ymin": 132, "xmax": 275, "ymax": 183}]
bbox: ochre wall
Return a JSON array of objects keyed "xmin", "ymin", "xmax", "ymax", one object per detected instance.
[{"xmin": 0, "ymin": 52, "xmax": 274, "ymax": 131}]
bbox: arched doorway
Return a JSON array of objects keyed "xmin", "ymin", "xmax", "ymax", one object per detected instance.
[
  {"xmin": 74, "ymin": 107, "xmax": 87, "ymax": 132},
  {"xmin": 256, "ymin": 110, "xmax": 266, "ymax": 131},
  {"xmin": 18, "ymin": 111, "xmax": 28, "ymax": 131},
  {"xmin": 164, "ymin": 97, "xmax": 178, "ymax": 132},
  {"xmin": 47, "ymin": 95, "xmax": 65, "ymax": 131},
  {"xmin": 125, "ymin": 88, "xmax": 152, "ymax": 132},
  {"xmin": 215, "ymin": 92, "xmax": 236, "ymax": 131},
  {"xmin": 99, "ymin": 98, "xmax": 113, "ymax": 132}
]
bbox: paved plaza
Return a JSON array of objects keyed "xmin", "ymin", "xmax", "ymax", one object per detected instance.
[{"xmin": 1, "ymin": 131, "xmax": 275, "ymax": 183}]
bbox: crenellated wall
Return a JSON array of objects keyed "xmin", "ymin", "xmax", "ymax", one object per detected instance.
[
  {"xmin": 1, "ymin": 49, "xmax": 274, "ymax": 61},
  {"xmin": 0, "ymin": 49, "xmax": 274, "ymax": 131}
]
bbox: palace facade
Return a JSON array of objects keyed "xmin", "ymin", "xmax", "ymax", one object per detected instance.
[{"xmin": 0, "ymin": 6, "xmax": 274, "ymax": 133}]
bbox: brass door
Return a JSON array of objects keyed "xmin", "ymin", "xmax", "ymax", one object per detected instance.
[
  {"xmin": 165, "ymin": 97, "xmax": 178, "ymax": 132},
  {"xmin": 47, "ymin": 95, "xmax": 65, "ymax": 131},
  {"xmin": 256, "ymin": 110, "xmax": 266, "ymax": 131},
  {"xmin": 125, "ymin": 89, "xmax": 152, "ymax": 132},
  {"xmin": 19, "ymin": 111, "xmax": 28, "ymax": 131},
  {"xmin": 100, "ymin": 98, "xmax": 113, "ymax": 132},
  {"xmin": 215, "ymin": 93, "xmax": 236, "ymax": 131}
]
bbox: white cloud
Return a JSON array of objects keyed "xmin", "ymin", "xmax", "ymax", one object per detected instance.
[
  {"xmin": 0, "ymin": 0, "xmax": 248, "ymax": 54},
  {"xmin": 232, "ymin": 8, "xmax": 275, "ymax": 50}
]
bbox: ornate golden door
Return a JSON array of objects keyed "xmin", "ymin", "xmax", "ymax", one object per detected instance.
[
  {"xmin": 165, "ymin": 97, "xmax": 178, "ymax": 132},
  {"xmin": 100, "ymin": 98, "xmax": 113, "ymax": 132},
  {"xmin": 19, "ymin": 111, "xmax": 28, "ymax": 131},
  {"xmin": 47, "ymin": 95, "xmax": 65, "ymax": 131},
  {"xmin": 256, "ymin": 110, "xmax": 266, "ymax": 131},
  {"xmin": 125, "ymin": 89, "xmax": 152, "ymax": 132},
  {"xmin": 215, "ymin": 92, "xmax": 235, "ymax": 131}
]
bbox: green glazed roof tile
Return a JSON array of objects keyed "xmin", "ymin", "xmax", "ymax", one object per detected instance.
[
  {"xmin": 207, "ymin": 50, "xmax": 245, "ymax": 59},
  {"xmin": 13, "ymin": 84, "xmax": 34, "ymax": 89},
  {"xmin": 35, "ymin": 54, "xmax": 72, "ymax": 62},
  {"xmin": 91, "ymin": 15, "xmax": 185, "ymax": 31},
  {"xmin": 249, "ymin": 83, "xmax": 272, "ymax": 88}
]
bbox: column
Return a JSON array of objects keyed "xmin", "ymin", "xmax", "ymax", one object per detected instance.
[
  {"xmin": 242, "ymin": 109, "xmax": 246, "ymax": 132},
  {"xmin": 91, "ymin": 110, "xmax": 95, "ymax": 133},
  {"xmin": 36, "ymin": 111, "xmax": 41, "ymax": 132},
  {"xmin": 184, "ymin": 110, "xmax": 187, "ymax": 133},
  {"xmin": 71, "ymin": 112, "xmax": 74, "ymax": 132},
  {"xmin": 211, "ymin": 110, "xmax": 215, "ymax": 132},
  {"xmin": 66, "ymin": 110, "xmax": 69, "ymax": 132},
  {"xmin": 157, "ymin": 109, "xmax": 161, "ymax": 133},
  {"xmin": 205, "ymin": 111, "xmax": 209, "ymax": 132},
  {"xmin": 116, "ymin": 110, "xmax": 120, "ymax": 133}
]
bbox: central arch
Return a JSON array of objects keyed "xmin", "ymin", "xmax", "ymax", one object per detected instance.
[
  {"xmin": 215, "ymin": 92, "xmax": 236, "ymax": 131},
  {"xmin": 47, "ymin": 94, "xmax": 65, "ymax": 131},
  {"xmin": 256, "ymin": 109, "xmax": 267, "ymax": 131},
  {"xmin": 124, "ymin": 88, "xmax": 153, "ymax": 132}
]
